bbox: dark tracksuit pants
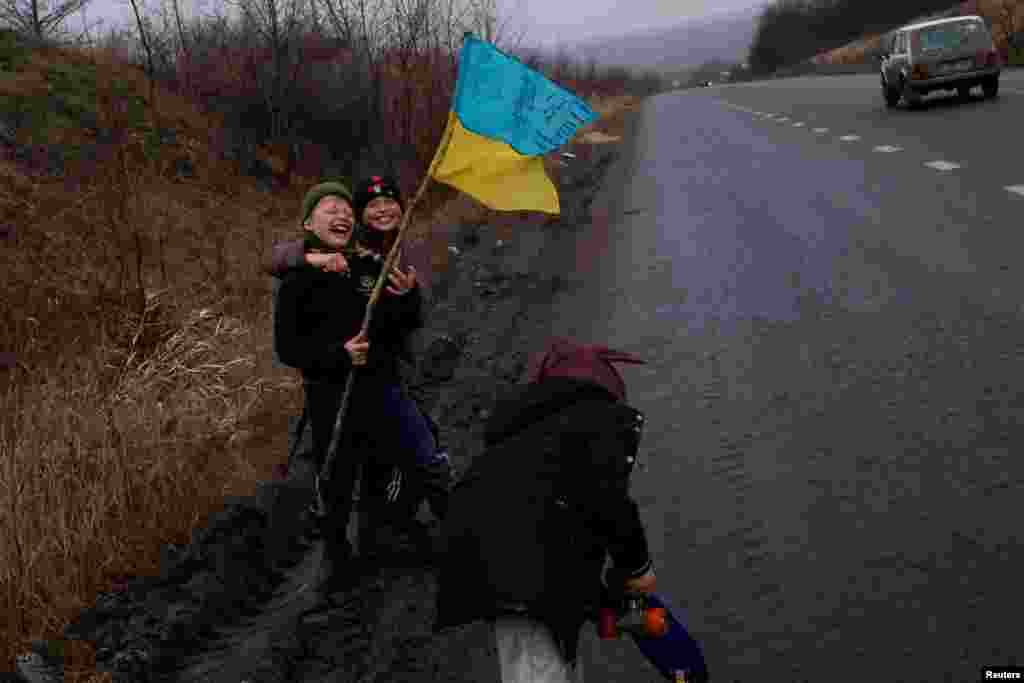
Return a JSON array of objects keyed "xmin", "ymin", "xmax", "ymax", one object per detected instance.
[{"xmin": 305, "ymin": 376, "xmax": 450, "ymax": 566}]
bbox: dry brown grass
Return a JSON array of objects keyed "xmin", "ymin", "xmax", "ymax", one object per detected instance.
[
  {"xmin": 0, "ymin": 35, "xmax": 644, "ymax": 678},
  {"xmin": 0, "ymin": 42, "xmax": 312, "ymax": 679}
]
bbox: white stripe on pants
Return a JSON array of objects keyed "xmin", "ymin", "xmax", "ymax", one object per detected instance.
[{"xmin": 494, "ymin": 615, "xmax": 584, "ymax": 683}]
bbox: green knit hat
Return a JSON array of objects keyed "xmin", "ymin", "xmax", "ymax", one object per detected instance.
[{"xmin": 299, "ymin": 181, "xmax": 353, "ymax": 228}]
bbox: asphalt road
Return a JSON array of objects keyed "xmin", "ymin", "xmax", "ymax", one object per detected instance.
[{"xmin": 544, "ymin": 71, "xmax": 1024, "ymax": 682}]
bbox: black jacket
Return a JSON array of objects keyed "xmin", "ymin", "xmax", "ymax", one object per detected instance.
[
  {"xmin": 273, "ymin": 251, "xmax": 424, "ymax": 385},
  {"xmin": 434, "ymin": 377, "xmax": 652, "ymax": 641}
]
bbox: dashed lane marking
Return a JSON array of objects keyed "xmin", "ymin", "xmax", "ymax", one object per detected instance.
[
  {"xmin": 1006, "ymin": 185, "xmax": 1024, "ymax": 197},
  {"xmin": 874, "ymin": 145, "xmax": 903, "ymax": 153},
  {"xmin": 813, "ymin": 128, "xmax": 828, "ymax": 133},
  {"xmin": 840, "ymin": 135, "xmax": 861, "ymax": 141},
  {"xmin": 925, "ymin": 160, "xmax": 961, "ymax": 171},
  {"xmin": 792, "ymin": 122, "xmax": 805, "ymax": 127}
]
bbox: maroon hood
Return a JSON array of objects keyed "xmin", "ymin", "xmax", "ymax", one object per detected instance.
[{"xmin": 525, "ymin": 337, "xmax": 646, "ymax": 402}]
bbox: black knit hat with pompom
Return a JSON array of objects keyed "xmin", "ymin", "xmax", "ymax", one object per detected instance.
[{"xmin": 353, "ymin": 174, "xmax": 404, "ymax": 221}]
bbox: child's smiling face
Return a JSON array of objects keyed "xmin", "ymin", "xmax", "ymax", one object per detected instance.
[{"xmin": 363, "ymin": 197, "xmax": 402, "ymax": 232}]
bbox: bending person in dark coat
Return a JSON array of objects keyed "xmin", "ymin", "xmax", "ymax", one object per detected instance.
[{"xmin": 434, "ymin": 338, "xmax": 656, "ymax": 682}]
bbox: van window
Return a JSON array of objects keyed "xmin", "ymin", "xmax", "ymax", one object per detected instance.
[{"xmin": 917, "ymin": 20, "xmax": 989, "ymax": 50}]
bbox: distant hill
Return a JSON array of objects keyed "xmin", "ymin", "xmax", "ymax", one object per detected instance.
[{"xmin": 564, "ymin": 6, "xmax": 765, "ymax": 71}]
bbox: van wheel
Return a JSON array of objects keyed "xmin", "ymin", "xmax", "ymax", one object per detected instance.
[
  {"xmin": 901, "ymin": 78, "xmax": 921, "ymax": 109},
  {"xmin": 956, "ymin": 85, "xmax": 971, "ymax": 100},
  {"xmin": 883, "ymin": 79, "xmax": 900, "ymax": 108},
  {"xmin": 982, "ymin": 76, "xmax": 999, "ymax": 98}
]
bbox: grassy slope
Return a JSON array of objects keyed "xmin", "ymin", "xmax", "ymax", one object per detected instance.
[
  {"xmin": 813, "ymin": 0, "xmax": 1024, "ymax": 66},
  {"xmin": 1, "ymin": 33, "xmax": 321, "ymax": 681}
]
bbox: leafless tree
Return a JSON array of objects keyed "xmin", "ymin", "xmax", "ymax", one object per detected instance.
[
  {"xmin": 126, "ymin": 0, "xmax": 157, "ymax": 102},
  {"xmin": 549, "ymin": 43, "xmax": 572, "ymax": 84},
  {"xmin": 456, "ymin": 0, "xmax": 526, "ymax": 50},
  {"xmin": 0, "ymin": 0, "xmax": 93, "ymax": 43},
  {"xmin": 233, "ymin": 0, "xmax": 300, "ymax": 132},
  {"xmin": 224, "ymin": 0, "xmax": 311, "ymax": 180},
  {"xmin": 70, "ymin": 0, "xmax": 105, "ymax": 48},
  {"xmin": 167, "ymin": 0, "xmax": 193, "ymax": 92},
  {"xmin": 581, "ymin": 55, "xmax": 599, "ymax": 95},
  {"xmin": 317, "ymin": 0, "xmax": 407, "ymax": 150}
]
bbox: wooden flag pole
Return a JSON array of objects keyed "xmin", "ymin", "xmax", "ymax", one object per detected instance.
[{"xmin": 314, "ymin": 115, "xmax": 457, "ymax": 518}]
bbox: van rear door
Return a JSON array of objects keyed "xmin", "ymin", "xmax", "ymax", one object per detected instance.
[{"xmin": 916, "ymin": 19, "xmax": 993, "ymax": 75}]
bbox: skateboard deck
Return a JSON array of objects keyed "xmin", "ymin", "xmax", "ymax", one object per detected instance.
[{"xmin": 596, "ymin": 592, "xmax": 708, "ymax": 683}]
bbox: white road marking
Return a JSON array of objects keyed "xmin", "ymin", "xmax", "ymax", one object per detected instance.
[
  {"xmin": 777, "ymin": 117, "xmax": 790, "ymax": 122},
  {"xmin": 840, "ymin": 135, "xmax": 861, "ymax": 141},
  {"xmin": 925, "ymin": 160, "xmax": 961, "ymax": 171},
  {"xmin": 1005, "ymin": 185, "xmax": 1024, "ymax": 197},
  {"xmin": 874, "ymin": 145, "xmax": 903, "ymax": 153},
  {"xmin": 813, "ymin": 128, "xmax": 829, "ymax": 133},
  {"xmin": 793, "ymin": 122, "xmax": 805, "ymax": 127}
]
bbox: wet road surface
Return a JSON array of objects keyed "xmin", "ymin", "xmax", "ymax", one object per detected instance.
[{"xmin": 545, "ymin": 78, "xmax": 1024, "ymax": 682}]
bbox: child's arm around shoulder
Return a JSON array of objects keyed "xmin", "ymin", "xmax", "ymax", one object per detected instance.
[
  {"xmin": 266, "ymin": 239, "xmax": 306, "ymax": 278},
  {"xmin": 265, "ymin": 239, "xmax": 350, "ymax": 278}
]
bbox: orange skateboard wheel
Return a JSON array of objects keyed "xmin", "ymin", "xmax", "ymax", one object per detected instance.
[{"xmin": 644, "ymin": 607, "xmax": 668, "ymax": 637}]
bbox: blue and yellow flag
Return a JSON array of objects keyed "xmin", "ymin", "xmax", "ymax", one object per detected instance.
[{"xmin": 430, "ymin": 33, "xmax": 600, "ymax": 215}]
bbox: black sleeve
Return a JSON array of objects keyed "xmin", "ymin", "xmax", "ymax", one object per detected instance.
[
  {"xmin": 383, "ymin": 283, "xmax": 425, "ymax": 332},
  {"xmin": 576, "ymin": 414, "xmax": 652, "ymax": 578},
  {"xmin": 371, "ymin": 282, "xmax": 425, "ymax": 346},
  {"xmin": 274, "ymin": 273, "xmax": 352, "ymax": 375},
  {"xmin": 592, "ymin": 496, "xmax": 653, "ymax": 579}
]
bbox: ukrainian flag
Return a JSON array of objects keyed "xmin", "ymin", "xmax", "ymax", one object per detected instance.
[{"xmin": 430, "ymin": 33, "xmax": 600, "ymax": 215}]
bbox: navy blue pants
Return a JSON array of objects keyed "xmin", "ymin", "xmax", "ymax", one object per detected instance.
[{"xmin": 305, "ymin": 377, "xmax": 448, "ymax": 562}]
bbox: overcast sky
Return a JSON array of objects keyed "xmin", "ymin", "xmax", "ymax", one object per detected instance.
[
  {"xmin": 75, "ymin": 0, "xmax": 762, "ymax": 49},
  {"xmin": 511, "ymin": 0, "xmax": 763, "ymax": 47}
]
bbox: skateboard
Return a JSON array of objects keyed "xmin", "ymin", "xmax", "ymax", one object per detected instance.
[{"xmin": 596, "ymin": 591, "xmax": 708, "ymax": 683}]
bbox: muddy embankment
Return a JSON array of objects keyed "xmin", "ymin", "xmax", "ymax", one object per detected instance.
[{"xmin": 10, "ymin": 124, "xmax": 632, "ymax": 683}]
